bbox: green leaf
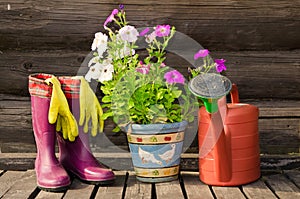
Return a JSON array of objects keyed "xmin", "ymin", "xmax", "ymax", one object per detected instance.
[
  {"xmin": 102, "ymin": 96, "xmax": 111, "ymax": 103},
  {"xmin": 112, "ymin": 126, "xmax": 121, "ymax": 132},
  {"xmin": 172, "ymin": 90, "xmax": 182, "ymax": 98},
  {"xmin": 102, "ymin": 111, "xmax": 113, "ymax": 120}
]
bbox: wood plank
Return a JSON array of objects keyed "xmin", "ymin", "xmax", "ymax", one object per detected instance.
[
  {"xmin": 243, "ymin": 179, "xmax": 277, "ymax": 199},
  {"xmin": 284, "ymin": 170, "xmax": 300, "ymax": 188},
  {"xmin": 35, "ymin": 190, "xmax": 65, "ymax": 199},
  {"xmin": 259, "ymin": 118, "xmax": 300, "ymax": 154},
  {"xmin": 0, "ymin": 1, "xmax": 299, "ymax": 51},
  {"xmin": 1, "ymin": 94, "xmax": 300, "ymax": 155},
  {"xmin": 1, "ymin": 50, "xmax": 299, "ymax": 100},
  {"xmin": 155, "ymin": 177, "xmax": 184, "ymax": 198},
  {"xmin": 212, "ymin": 186, "xmax": 246, "ymax": 199},
  {"xmin": 264, "ymin": 174, "xmax": 300, "ymax": 199},
  {"xmin": 124, "ymin": 172, "xmax": 151, "ymax": 199},
  {"xmin": 63, "ymin": 178, "xmax": 95, "ymax": 199},
  {"xmin": 1, "ymin": 170, "xmax": 37, "ymax": 199},
  {"xmin": 181, "ymin": 172, "xmax": 214, "ymax": 199},
  {"xmin": 0, "ymin": 171, "xmax": 27, "ymax": 198},
  {"xmin": 95, "ymin": 171, "xmax": 126, "ymax": 199},
  {"xmin": 1, "ymin": 153, "xmax": 299, "ymax": 172}
]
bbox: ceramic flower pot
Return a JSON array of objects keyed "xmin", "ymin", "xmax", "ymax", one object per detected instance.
[{"xmin": 123, "ymin": 121, "xmax": 188, "ymax": 183}]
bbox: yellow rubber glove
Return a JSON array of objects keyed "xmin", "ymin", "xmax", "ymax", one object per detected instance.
[
  {"xmin": 45, "ymin": 76, "xmax": 78, "ymax": 141},
  {"xmin": 77, "ymin": 77, "xmax": 104, "ymax": 136}
]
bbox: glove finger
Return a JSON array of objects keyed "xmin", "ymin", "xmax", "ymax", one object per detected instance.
[
  {"xmin": 61, "ymin": 117, "xmax": 68, "ymax": 140},
  {"xmin": 68, "ymin": 134, "xmax": 76, "ymax": 142},
  {"xmin": 97, "ymin": 103, "xmax": 104, "ymax": 133},
  {"xmin": 79, "ymin": 94, "xmax": 86, "ymax": 126},
  {"xmin": 99, "ymin": 118, "xmax": 104, "ymax": 133},
  {"xmin": 79, "ymin": 78, "xmax": 88, "ymax": 126},
  {"xmin": 68, "ymin": 115, "xmax": 79, "ymax": 138},
  {"xmin": 56, "ymin": 115, "xmax": 62, "ymax": 132},
  {"xmin": 64, "ymin": 117, "xmax": 74, "ymax": 141},
  {"xmin": 84, "ymin": 113, "xmax": 91, "ymax": 133},
  {"xmin": 45, "ymin": 77, "xmax": 61, "ymax": 124},
  {"xmin": 91, "ymin": 108, "xmax": 98, "ymax": 137}
]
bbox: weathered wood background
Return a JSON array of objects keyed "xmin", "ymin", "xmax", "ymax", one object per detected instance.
[{"xmin": 0, "ymin": 0, "xmax": 299, "ymax": 158}]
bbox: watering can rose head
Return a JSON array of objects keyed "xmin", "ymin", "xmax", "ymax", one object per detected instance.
[{"xmin": 84, "ymin": 5, "xmax": 197, "ymax": 132}]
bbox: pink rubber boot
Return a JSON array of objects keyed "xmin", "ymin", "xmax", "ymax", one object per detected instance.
[
  {"xmin": 28, "ymin": 74, "xmax": 71, "ymax": 191},
  {"xmin": 57, "ymin": 77, "xmax": 115, "ymax": 184}
]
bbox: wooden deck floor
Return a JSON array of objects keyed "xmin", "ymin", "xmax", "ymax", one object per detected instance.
[{"xmin": 0, "ymin": 169, "xmax": 299, "ymax": 199}]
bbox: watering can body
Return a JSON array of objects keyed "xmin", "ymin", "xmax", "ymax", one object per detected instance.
[{"xmin": 198, "ymin": 84, "xmax": 260, "ymax": 186}]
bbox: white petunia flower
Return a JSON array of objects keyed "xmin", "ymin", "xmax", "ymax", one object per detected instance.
[
  {"xmin": 119, "ymin": 25, "xmax": 139, "ymax": 43},
  {"xmin": 88, "ymin": 56, "xmax": 99, "ymax": 67},
  {"xmin": 91, "ymin": 32, "xmax": 108, "ymax": 57},
  {"xmin": 98, "ymin": 63, "xmax": 114, "ymax": 82},
  {"xmin": 84, "ymin": 62, "xmax": 102, "ymax": 82}
]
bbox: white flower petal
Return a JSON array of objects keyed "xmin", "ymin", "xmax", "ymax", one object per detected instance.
[
  {"xmin": 91, "ymin": 32, "xmax": 108, "ymax": 56},
  {"xmin": 119, "ymin": 25, "xmax": 139, "ymax": 43},
  {"xmin": 84, "ymin": 64, "xmax": 101, "ymax": 82},
  {"xmin": 88, "ymin": 56, "xmax": 99, "ymax": 67}
]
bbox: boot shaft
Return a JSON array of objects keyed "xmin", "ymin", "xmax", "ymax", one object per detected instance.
[
  {"xmin": 29, "ymin": 74, "xmax": 58, "ymax": 164},
  {"xmin": 57, "ymin": 76, "xmax": 93, "ymax": 156}
]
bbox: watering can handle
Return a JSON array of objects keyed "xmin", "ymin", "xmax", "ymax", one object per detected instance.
[{"xmin": 230, "ymin": 84, "xmax": 240, "ymax": 103}]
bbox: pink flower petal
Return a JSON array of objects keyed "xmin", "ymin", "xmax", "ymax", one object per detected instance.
[
  {"xmin": 194, "ymin": 49, "xmax": 210, "ymax": 60},
  {"xmin": 155, "ymin": 25, "xmax": 171, "ymax": 37}
]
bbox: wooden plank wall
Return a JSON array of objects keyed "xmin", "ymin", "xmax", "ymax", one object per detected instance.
[{"xmin": 0, "ymin": 0, "xmax": 299, "ymax": 156}]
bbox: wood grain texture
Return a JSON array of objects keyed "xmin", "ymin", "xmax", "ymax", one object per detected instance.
[
  {"xmin": 155, "ymin": 177, "xmax": 185, "ymax": 198},
  {"xmin": 0, "ymin": 0, "xmax": 299, "ymax": 51},
  {"xmin": 1, "ymin": 170, "xmax": 37, "ymax": 199},
  {"xmin": 95, "ymin": 171, "xmax": 127, "ymax": 199},
  {"xmin": 63, "ymin": 178, "xmax": 95, "ymax": 199},
  {"xmin": 181, "ymin": 172, "xmax": 214, "ymax": 199},
  {"xmin": 284, "ymin": 170, "xmax": 300, "ymax": 188},
  {"xmin": 0, "ymin": 50, "xmax": 299, "ymax": 99},
  {"xmin": 35, "ymin": 190, "xmax": 64, "ymax": 199},
  {"xmin": 0, "ymin": 94, "xmax": 299, "ymax": 154},
  {"xmin": 212, "ymin": 186, "xmax": 245, "ymax": 199},
  {"xmin": 0, "ymin": 171, "xmax": 27, "ymax": 198},
  {"xmin": 124, "ymin": 173, "xmax": 152, "ymax": 199},
  {"xmin": 264, "ymin": 174, "xmax": 300, "ymax": 199},
  {"xmin": 243, "ymin": 179, "xmax": 277, "ymax": 199}
]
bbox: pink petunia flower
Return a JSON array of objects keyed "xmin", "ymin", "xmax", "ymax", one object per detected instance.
[
  {"xmin": 104, "ymin": 9, "xmax": 119, "ymax": 28},
  {"xmin": 215, "ymin": 59, "xmax": 227, "ymax": 72},
  {"xmin": 136, "ymin": 61, "xmax": 150, "ymax": 74},
  {"xmin": 160, "ymin": 62, "xmax": 166, "ymax": 68},
  {"xmin": 164, "ymin": 70, "xmax": 185, "ymax": 84},
  {"xmin": 139, "ymin": 27, "xmax": 150, "ymax": 37},
  {"xmin": 194, "ymin": 49, "xmax": 210, "ymax": 60},
  {"xmin": 155, "ymin": 25, "xmax": 171, "ymax": 37}
]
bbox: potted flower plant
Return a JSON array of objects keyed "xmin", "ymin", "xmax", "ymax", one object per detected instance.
[{"xmin": 85, "ymin": 5, "xmax": 197, "ymax": 183}]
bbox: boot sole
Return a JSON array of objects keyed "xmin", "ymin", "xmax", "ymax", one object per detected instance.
[
  {"xmin": 37, "ymin": 184, "xmax": 70, "ymax": 192},
  {"xmin": 78, "ymin": 177, "xmax": 115, "ymax": 185}
]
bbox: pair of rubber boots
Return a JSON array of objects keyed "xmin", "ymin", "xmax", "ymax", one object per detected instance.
[{"xmin": 28, "ymin": 73, "xmax": 115, "ymax": 192}]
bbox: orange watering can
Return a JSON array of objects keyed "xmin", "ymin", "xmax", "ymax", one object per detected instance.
[{"xmin": 189, "ymin": 74, "xmax": 260, "ymax": 186}]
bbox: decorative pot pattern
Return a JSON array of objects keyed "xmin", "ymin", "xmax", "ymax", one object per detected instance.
[{"xmin": 124, "ymin": 121, "xmax": 188, "ymax": 183}]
